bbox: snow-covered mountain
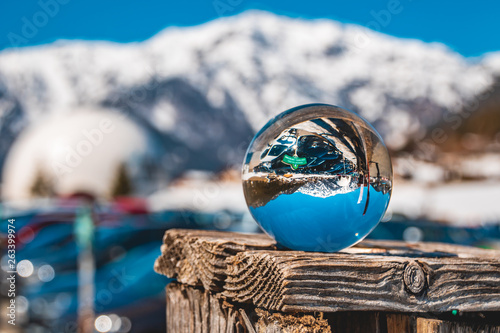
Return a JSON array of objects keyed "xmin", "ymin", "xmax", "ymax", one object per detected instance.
[{"xmin": 1, "ymin": 11, "xmax": 499, "ymax": 177}]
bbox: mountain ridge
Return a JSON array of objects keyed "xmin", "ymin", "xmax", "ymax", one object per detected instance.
[{"xmin": 1, "ymin": 10, "xmax": 499, "ymax": 180}]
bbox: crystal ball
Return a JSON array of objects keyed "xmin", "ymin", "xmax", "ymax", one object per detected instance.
[{"xmin": 242, "ymin": 104, "xmax": 392, "ymax": 252}]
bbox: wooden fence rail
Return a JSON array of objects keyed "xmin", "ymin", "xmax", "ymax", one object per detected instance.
[{"xmin": 155, "ymin": 229, "xmax": 500, "ymax": 332}]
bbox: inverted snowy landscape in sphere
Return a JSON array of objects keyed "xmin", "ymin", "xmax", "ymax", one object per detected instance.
[{"xmin": 243, "ymin": 104, "xmax": 392, "ymax": 252}]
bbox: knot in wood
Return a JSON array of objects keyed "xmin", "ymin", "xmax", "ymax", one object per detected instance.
[{"xmin": 404, "ymin": 261, "xmax": 425, "ymax": 294}]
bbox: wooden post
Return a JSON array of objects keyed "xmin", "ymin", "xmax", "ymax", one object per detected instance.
[
  {"xmin": 165, "ymin": 282, "xmax": 332, "ymax": 333},
  {"xmin": 155, "ymin": 229, "xmax": 500, "ymax": 332},
  {"xmin": 74, "ymin": 207, "xmax": 96, "ymax": 333}
]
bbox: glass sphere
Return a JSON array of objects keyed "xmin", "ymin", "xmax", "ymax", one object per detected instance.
[{"xmin": 242, "ymin": 104, "xmax": 392, "ymax": 252}]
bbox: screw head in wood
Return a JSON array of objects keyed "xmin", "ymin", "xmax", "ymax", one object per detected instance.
[{"xmin": 404, "ymin": 261, "xmax": 426, "ymax": 294}]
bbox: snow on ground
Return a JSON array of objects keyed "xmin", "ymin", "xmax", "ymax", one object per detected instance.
[
  {"xmin": 147, "ymin": 178, "xmax": 247, "ymax": 213},
  {"xmin": 388, "ymin": 180, "xmax": 500, "ymax": 226},
  {"xmin": 394, "ymin": 154, "xmax": 500, "ymax": 184},
  {"xmin": 148, "ymin": 174, "xmax": 500, "ymax": 226},
  {"xmin": 458, "ymin": 154, "xmax": 500, "ymax": 179}
]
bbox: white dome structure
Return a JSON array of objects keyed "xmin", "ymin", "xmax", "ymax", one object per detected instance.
[{"xmin": 2, "ymin": 108, "xmax": 166, "ymax": 202}]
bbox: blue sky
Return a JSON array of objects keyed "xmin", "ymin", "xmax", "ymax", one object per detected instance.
[{"xmin": 0, "ymin": 0, "xmax": 498, "ymax": 57}]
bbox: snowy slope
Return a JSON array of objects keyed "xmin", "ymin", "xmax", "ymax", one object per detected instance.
[{"xmin": 0, "ymin": 11, "xmax": 498, "ymax": 174}]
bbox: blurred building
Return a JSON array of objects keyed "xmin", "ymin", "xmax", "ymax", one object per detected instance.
[{"xmin": 2, "ymin": 108, "xmax": 167, "ymax": 203}]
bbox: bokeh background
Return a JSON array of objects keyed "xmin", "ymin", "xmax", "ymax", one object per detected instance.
[{"xmin": 1, "ymin": 1, "xmax": 500, "ymax": 332}]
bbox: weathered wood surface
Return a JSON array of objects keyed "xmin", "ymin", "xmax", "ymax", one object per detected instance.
[
  {"xmin": 385, "ymin": 314, "xmax": 500, "ymax": 333},
  {"xmin": 166, "ymin": 283, "xmax": 500, "ymax": 333},
  {"xmin": 415, "ymin": 317, "xmax": 500, "ymax": 333},
  {"xmin": 166, "ymin": 282, "xmax": 331, "ymax": 333},
  {"xmin": 154, "ymin": 229, "xmax": 276, "ymax": 291},
  {"xmin": 155, "ymin": 229, "xmax": 500, "ymax": 313}
]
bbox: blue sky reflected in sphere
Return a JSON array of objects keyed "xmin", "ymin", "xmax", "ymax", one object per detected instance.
[{"xmin": 242, "ymin": 104, "xmax": 392, "ymax": 252}]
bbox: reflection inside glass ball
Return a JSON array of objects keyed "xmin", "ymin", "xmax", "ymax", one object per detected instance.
[{"xmin": 242, "ymin": 104, "xmax": 392, "ymax": 252}]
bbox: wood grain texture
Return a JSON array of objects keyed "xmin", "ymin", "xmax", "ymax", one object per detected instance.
[
  {"xmin": 155, "ymin": 229, "xmax": 500, "ymax": 313},
  {"xmin": 415, "ymin": 317, "xmax": 500, "ymax": 333},
  {"xmin": 387, "ymin": 313, "xmax": 410, "ymax": 333},
  {"xmin": 165, "ymin": 282, "xmax": 332, "ymax": 333},
  {"xmin": 165, "ymin": 283, "xmax": 500, "ymax": 333},
  {"xmin": 154, "ymin": 229, "xmax": 276, "ymax": 291},
  {"xmin": 166, "ymin": 282, "xmax": 248, "ymax": 333},
  {"xmin": 385, "ymin": 314, "xmax": 500, "ymax": 333}
]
